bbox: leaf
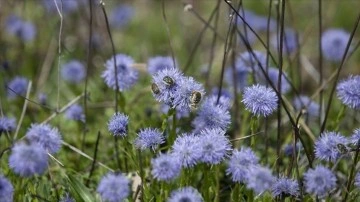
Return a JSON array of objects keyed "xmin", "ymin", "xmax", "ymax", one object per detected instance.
[{"xmin": 67, "ymin": 174, "xmax": 96, "ymax": 202}]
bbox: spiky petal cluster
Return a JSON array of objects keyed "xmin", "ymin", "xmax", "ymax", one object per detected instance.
[
  {"xmin": 110, "ymin": 5, "xmax": 134, "ymax": 29},
  {"xmin": 167, "ymin": 187, "xmax": 203, "ymax": 202},
  {"xmin": 242, "ymin": 84, "xmax": 278, "ymax": 117},
  {"xmin": 61, "ymin": 60, "xmax": 86, "ymax": 84},
  {"xmin": 134, "ymin": 128, "xmax": 164, "ymax": 151},
  {"xmin": 25, "ymin": 123, "xmax": 62, "ymax": 154},
  {"xmin": 65, "ymin": 104, "xmax": 85, "ymax": 122},
  {"xmin": 314, "ymin": 131, "xmax": 348, "ymax": 162},
  {"xmin": 6, "ymin": 76, "xmax": 28, "ymax": 99},
  {"xmin": 151, "ymin": 154, "xmax": 181, "ymax": 182},
  {"xmin": 321, "ymin": 29, "xmax": 350, "ymax": 62},
  {"xmin": 271, "ymin": 177, "xmax": 299, "ymax": 197},
  {"xmin": 293, "ymin": 95, "xmax": 320, "ymax": 117},
  {"xmin": 304, "ymin": 165, "xmax": 337, "ymax": 198},
  {"xmin": 108, "ymin": 112, "xmax": 129, "ymax": 137},
  {"xmin": 171, "ymin": 133, "xmax": 202, "ymax": 168},
  {"xmin": 226, "ymin": 147, "xmax": 259, "ymax": 183},
  {"xmin": 97, "ymin": 172, "xmax": 130, "ymax": 202},
  {"xmin": 336, "ymin": 75, "xmax": 360, "ymax": 109},
  {"xmin": 245, "ymin": 165, "xmax": 275, "ymax": 195},
  {"xmin": 173, "ymin": 77, "xmax": 205, "ymax": 110},
  {"xmin": 198, "ymin": 128, "xmax": 232, "ymax": 165},
  {"xmin": 0, "ymin": 116, "xmax": 16, "ymax": 133},
  {"xmin": 8, "ymin": 142, "xmax": 48, "ymax": 177},
  {"xmin": 0, "ymin": 175, "xmax": 13, "ymax": 202},
  {"xmin": 102, "ymin": 54, "xmax": 138, "ymax": 91},
  {"xmin": 147, "ymin": 56, "xmax": 177, "ymax": 75}
]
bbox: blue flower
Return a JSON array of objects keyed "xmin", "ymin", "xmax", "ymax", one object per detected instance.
[
  {"xmin": 102, "ymin": 54, "xmax": 138, "ymax": 91},
  {"xmin": 160, "ymin": 104, "xmax": 190, "ymax": 119},
  {"xmin": 293, "ymin": 95, "xmax": 320, "ymax": 117},
  {"xmin": 236, "ymin": 10, "xmax": 276, "ymax": 32},
  {"xmin": 336, "ymin": 75, "xmax": 360, "ymax": 109},
  {"xmin": 192, "ymin": 96, "xmax": 231, "ymax": 132},
  {"xmin": 271, "ymin": 28, "xmax": 298, "ymax": 54},
  {"xmin": 355, "ymin": 172, "xmax": 360, "ymax": 188},
  {"xmin": 205, "ymin": 94, "xmax": 232, "ymax": 110},
  {"xmin": 271, "ymin": 177, "xmax": 299, "ymax": 197},
  {"xmin": 304, "ymin": 165, "xmax": 336, "ymax": 198},
  {"xmin": 42, "ymin": 0, "xmax": 79, "ymax": 14},
  {"xmin": 134, "ymin": 128, "xmax": 164, "ymax": 151},
  {"xmin": 236, "ymin": 51, "xmax": 267, "ymax": 72},
  {"xmin": 256, "ymin": 67, "xmax": 291, "ymax": 94},
  {"xmin": 0, "ymin": 116, "xmax": 16, "ymax": 133},
  {"xmin": 97, "ymin": 172, "xmax": 130, "ymax": 202},
  {"xmin": 9, "ymin": 142, "xmax": 48, "ymax": 177},
  {"xmin": 283, "ymin": 143, "xmax": 302, "ymax": 157},
  {"xmin": 171, "ymin": 133, "xmax": 202, "ymax": 168},
  {"xmin": 151, "ymin": 153, "xmax": 181, "ymax": 182},
  {"xmin": 25, "ymin": 123, "xmax": 62, "ymax": 154},
  {"xmin": 61, "ymin": 60, "xmax": 86, "ymax": 84},
  {"xmin": 110, "ymin": 5, "xmax": 134, "ymax": 29},
  {"xmin": 321, "ymin": 29, "xmax": 350, "ymax": 62},
  {"xmin": 245, "ymin": 165, "xmax": 275, "ymax": 195},
  {"xmin": 152, "ymin": 68, "xmax": 185, "ymax": 107},
  {"xmin": 108, "ymin": 112, "xmax": 129, "ymax": 137},
  {"xmin": 167, "ymin": 186, "xmax": 203, "ymax": 202},
  {"xmin": 59, "ymin": 193, "xmax": 75, "ymax": 202},
  {"xmin": 147, "ymin": 56, "xmax": 178, "ymax": 75},
  {"xmin": 242, "ymin": 84, "xmax": 278, "ymax": 117},
  {"xmin": 65, "ymin": 104, "xmax": 85, "ymax": 122},
  {"xmin": 6, "ymin": 76, "xmax": 28, "ymax": 99},
  {"xmin": 198, "ymin": 128, "xmax": 232, "ymax": 165},
  {"xmin": 226, "ymin": 147, "xmax": 259, "ymax": 183},
  {"xmin": 350, "ymin": 128, "xmax": 360, "ymax": 146},
  {"xmin": 38, "ymin": 93, "xmax": 47, "ymax": 105},
  {"xmin": 0, "ymin": 175, "xmax": 13, "ymax": 202},
  {"xmin": 173, "ymin": 76, "xmax": 205, "ymax": 110},
  {"xmin": 6, "ymin": 15, "xmax": 36, "ymax": 42},
  {"xmin": 315, "ymin": 131, "xmax": 349, "ymax": 162},
  {"xmin": 225, "ymin": 66, "xmax": 249, "ymax": 92},
  {"xmin": 211, "ymin": 87, "xmax": 233, "ymax": 100}
]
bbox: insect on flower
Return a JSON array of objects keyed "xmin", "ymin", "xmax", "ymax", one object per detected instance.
[
  {"xmin": 189, "ymin": 91, "xmax": 202, "ymax": 109},
  {"xmin": 151, "ymin": 83, "xmax": 160, "ymax": 94},
  {"xmin": 337, "ymin": 143, "xmax": 348, "ymax": 154},
  {"xmin": 163, "ymin": 76, "xmax": 174, "ymax": 86}
]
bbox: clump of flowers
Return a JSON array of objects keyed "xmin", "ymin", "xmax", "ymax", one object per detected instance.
[
  {"xmin": 25, "ymin": 123, "xmax": 62, "ymax": 154},
  {"xmin": 314, "ymin": 131, "xmax": 348, "ymax": 162},
  {"xmin": 151, "ymin": 153, "xmax": 181, "ymax": 182},
  {"xmin": 61, "ymin": 60, "xmax": 86, "ymax": 84},
  {"xmin": 226, "ymin": 147, "xmax": 259, "ymax": 183},
  {"xmin": 304, "ymin": 165, "xmax": 337, "ymax": 198},
  {"xmin": 171, "ymin": 133, "xmax": 202, "ymax": 168},
  {"xmin": 97, "ymin": 172, "xmax": 130, "ymax": 202}
]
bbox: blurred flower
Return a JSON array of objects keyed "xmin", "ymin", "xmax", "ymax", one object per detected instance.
[
  {"xmin": 336, "ymin": 75, "xmax": 360, "ymax": 109},
  {"xmin": 108, "ymin": 112, "xmax": 129, "ymax": 137},
  {"xmin": 37, "ymin": 93, "xmax": 47, "ymax": 105},
  {"xmin": 173, "ymin": 76, "xmax": 205, "ymax": 110},
  {"xmin": 25, "ymin": 123, "xmax": 62, "ymax": 154},
  {"xmin": 283, "ymin": 143, "xmax": 302, "ymax": 157},
  {"xmin": 171, "ymin": 133, "xmax": 202, "ymax": 168},
  {"xmin": 0, "ymin": 116, "xmax": 16, "ymax": 133},
  {"xmin": 321, "ymin": 29, "xmax": 350, "ymax": 62},
  {"xmin": 8, "ymin": 142, "xmax": 48, "ymax": 177},
  {"xmin": 0, "ymin": 175, "xmax": 13, "ymax": 202},
  {"xmin": 134, "ymin": 128, "xmax": 164, "ymax": 151},
  {"xmin": 236, "ymin": 9, "xmax": 276, "ymax": 32},
  {"xmin": 315, "ymin": 131, "xmax": 348, "ymax": 162},
  {"xmin": 59, "ymin": 193, "xmax": 75, "ymax": 202},
  {"xmin": 293, "ymin": 95, "xmax": 320, "ymax": 117},
  {"xmin": 151, "ymin": 153, "xmax": 181, "ymax": 182},
  {"xmin": 245, "ymin": 165, "xmax": 275, "ymax": 195},
  {"xmin": 205, "ymin": 94, "xmax": 232, "ymax": 110},
  {"xmin": 160, "ymin": 104, "xmax": 190, "ymax": 119},
  {"xmin": 211, "ymin": 87, "xmax": 233, "ymax": 100},
  {"xmin": 256, "ymin": 67, "xmax": 291, "ymax": 94},
  {"xmin": 271, "ymin": 28, "xmax": 299, "ymax": 54},
  {"xmin": 271, "ymin": 177, "xmax": 299, "ymax": 197},
  {"xmin": 110, "ymin": 5, "xmax": 134, "ymax": 29},
  {"xmin": 242, "ymin": 84, "xmax": 278, "ymax": 117},
  {"xmin": 102, "ymin": 54, "xmax": 138, "ymax": 91},
  {"xmin": 61, "ymin": 60, "xmax": 86, "ymax": 84},
  {"xmin": 6, "ymin": 15, "xmax": 36, "ymax": 42},
  {"xmin": 225, "ymin": 66, "xmax": 249, "ymax": 93},
  {"xmin": 42, "ymin": 0, "xmax": 79, "ymax": 14},
  {"xmin": 167, "ymin": 187, "xmax": 203, "ymax": 202},
  {"xmin": 304, "ymin": 165, "xmax": 336, "ymax": 198},
  {"xmin": 65, "ymin": 104, "xmax": 85, "ymax": 122},
  {"xmin": 6, "ymin": 76, "xmax": 28, "ymax": 99},
  {"xmin": 355, "ymin": 172, "xmax": 360, "ymax": 188},
  {"xmin": 97, "ymin": 172, "xmax": 130, "ymax": 202},
  {"xmin": 350, "ymin": 128, "xmax": 360, "ymax": 146},
  {"xmin": 236, "ymin": 51, "xmax": 267, "ymax": 72},
  {"xmin": 226, "ymin": 147, "xmax": 259, "ymax": 183},
  {"xmin": 147, "ymin": 56, "xmax": 177, "ymax": 75},
  {"xmin": 198, "ymin": 128, "xmax": 232, "ymax": 165}
]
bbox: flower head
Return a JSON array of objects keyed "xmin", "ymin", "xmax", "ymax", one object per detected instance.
[
  {"xmin": 304, "ymin": 165, "xmax": 336, "ymax": 198},
  {"xmin": 283, "ymin": 143, "xmax": 302, "ymax": 157},
  {"xmin": 245, "ymin": 165, "xmax": 275, "ymax": 195},
  {"xmin": 173, "ymin": 76, "xmax": 205, "ymax": 110},
  {"xmin": 293, "ymin": 95, "xmax": 320, "ymax": 117},
  {"xmin": 25, "ymin": 123, "xmax": 62, "ymax": 154},
  {"xmin": 108, "ymin": 112, "xmax": 129, "ymax": 137},
  {"xmin": 6, "ymin": 15, "xmax": 36, "ymax": 42},
  {"xmin": 256, "ymin": 67, "xmax": 291, "ymax": 93},
  {"xmin": 97, "ymin": 172, "xmax": 130, "ymax": 202},
  {"xmin": 9, "ymin": 142, "xmax": 48, "ymax": 177},
  {"xmin": 59, "ymin": 193, "xmax": 75, "ymax": 202},
  {"xmin": 42, "ymin": 0, "xmax": 79, "ymax": 13},
  {"xmin": 167, "ymin": 187, "xmax": 203, "ymax": 202},
  {"xmin": 271, "ymin": 28, "xmax": 299, "ymax": 54},
  {"xmin": 236, "ymin": 51, "xmax": 267, "ymax": 72},
  {"xmin": 0, "ymin": 116, "xmax": 16, "ymax": 133},
  {"xmin": 65, "ymin": 104, "xmax": 85, "ymax": 122},
  {"xmin": 198, "ymin": 128, "xmax": 232, "ymax": 165},
  {"xmin": 236, "ymin": 10, "xmax": 276, "ymax": 32},
  {"xmin": 110, "ymin": 5, "xmax": 134, "ymax": 29},
  {"xmin": 271, "ymin": 177, "xmax": 299, "ymax": 197},
  {"xmin": 0, "ymin": 175, "xmax": 13, "ymax": 202},
  {"xmin": 6, "ymin": 76, "xmax": 28, "ymax": 99},
  {"xmin": 242, "ymin": 84, "xmax": 278, "ymax": 117},
  {"xmin": 102, "ymin": 54, "xmax": 138, "ymax": 91},
  {"xmin": 336, "ymin": 75, "xmax": 360, "ymax": 109},
  {"xmin": 151, "ymin": 153, "xmax": 181, "ymax": 182},
  {"xmin": 315, "ymin": 131, "xmax": 348, "ymax": 162},
  {"xmin": 134, "ymin": 128, "xmax": 164, "ymax": 151},
  {"xmin": 147, "ymin": 56, "xmax": 178, "ymax": 75},
  {"xmin": 61, "ymin": 60, "xmax": 86, "ymax": 84},
  {"xmin": 171, "ymin": 133, "xmax": 202, "ymax": 168},
  {"xmin": 226, "ymin": 147, "xmax": 259, "ymax": 183},
  {"xmin": 321, "ymin": 29, "xmax": 350, "ymax": 62},
  {"xmin": 225, "ymin": 66, "xmax": 249, "ymax": 92}
]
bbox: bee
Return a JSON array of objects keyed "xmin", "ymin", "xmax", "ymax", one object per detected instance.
[
  {"xmin": 151, "ymin": 83, "xmax": 160, "ymax": 94},
  {"xmin": 189, "ymin": 91, "xmax": 202, "ymax": 110},
  {"xmin": 337, "ymin": 144, "xmax": 348, "ymax": 154},
  {"xmin": 163, "ymin": 76, "xmax": 174, "ymax": 86}
]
